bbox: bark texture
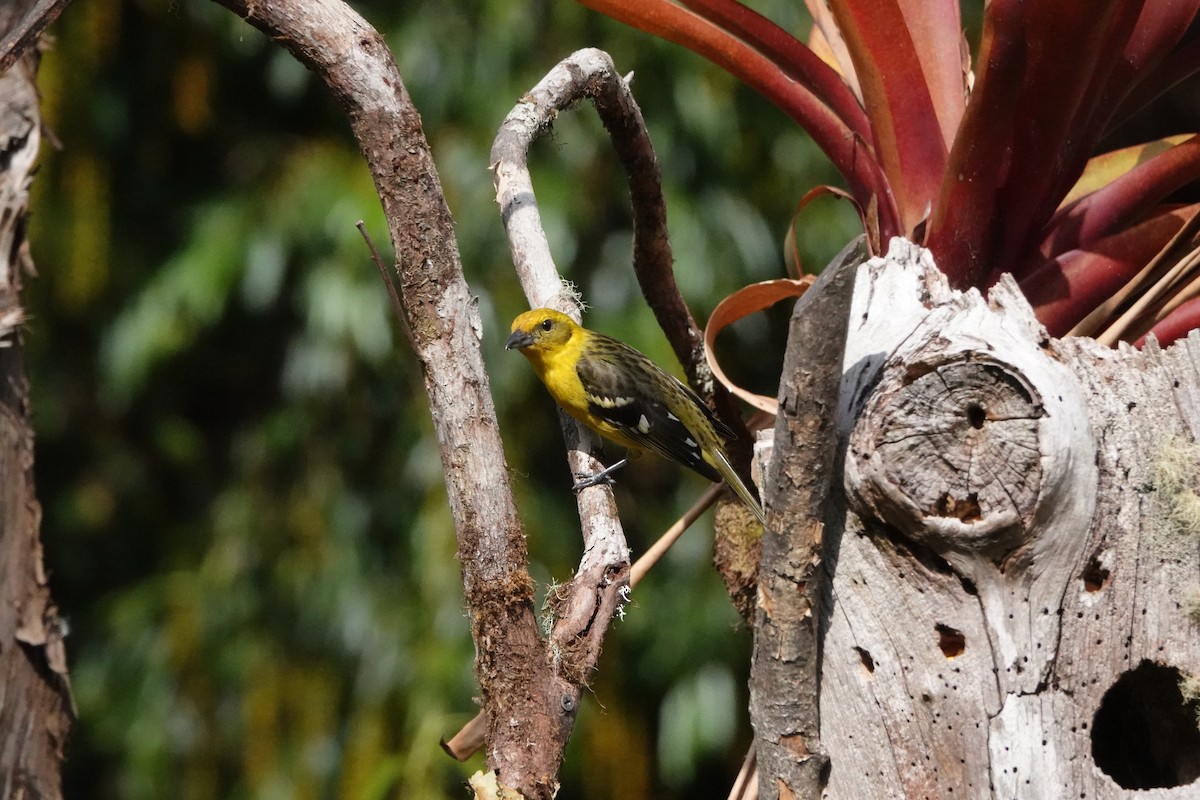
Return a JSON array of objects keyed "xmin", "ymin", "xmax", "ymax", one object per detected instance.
[
  {"xmin": 212, "ymin": 9, "xmax": 631, "ymax": 799},
  {"xmin": 0, "ymin": 53, "xmax": 72, "ymax": 800},
  {"xmin": 750, "ymin": 238, "xmax": 864, "ymax": 799},
  {"xmin": 817, "ymin": 238, "xmax": 1200, "ymax": 798},
  {"xmin": 0, "ymin": 0, "xmax": 69, "ymax": 75}
]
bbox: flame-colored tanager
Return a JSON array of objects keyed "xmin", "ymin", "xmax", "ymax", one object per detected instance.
[{"xmin": 506, "ymin": 308, "xmax": 766, "ymax": 526}]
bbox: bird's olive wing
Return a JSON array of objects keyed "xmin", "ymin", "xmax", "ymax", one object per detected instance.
[{"xmin": 575, "ymin": 341, "xmax": 722, "ymax": 482}]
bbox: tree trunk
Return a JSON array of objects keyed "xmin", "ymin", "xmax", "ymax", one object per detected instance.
[
  {"xmin": 0, "ymin": 50, "xmax": 72, "ymax": 800},
  {"xmin": 786, "ymin": 237, "xmax": 1200, "ymax": 798}
]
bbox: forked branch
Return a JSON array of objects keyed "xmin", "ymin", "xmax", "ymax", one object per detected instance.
[{"xmin": 212, "ymin": 5, "xmax": 637, "ymax": 797}]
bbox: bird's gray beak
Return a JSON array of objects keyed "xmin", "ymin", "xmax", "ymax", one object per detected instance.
[{"xmin": 505, "ymin": 330, "xmax": 534, "ymax": 351}]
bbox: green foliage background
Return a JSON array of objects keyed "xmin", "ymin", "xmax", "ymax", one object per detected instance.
[{"xmin": 26, "ymin": 1, "xmax": 857, "ymax": 797}]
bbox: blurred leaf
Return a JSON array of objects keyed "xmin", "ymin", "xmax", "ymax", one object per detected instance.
[
  {"xmin": 658, "ymin": 664, "xmax": 739, "ymax": 787},
  {"xmin": 100, "ymin": 201, "xmax": 251, "ymax": 406}
]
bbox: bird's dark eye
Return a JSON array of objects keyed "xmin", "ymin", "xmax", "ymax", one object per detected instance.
[{"xmin": 540, "ymin": 318, "xmax": 553, "ymax": 331}]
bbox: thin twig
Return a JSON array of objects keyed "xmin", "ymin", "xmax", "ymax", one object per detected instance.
[
  {"xmin": 630, "ymin": 483, "xmax": 723, "ymax": 587},
  {"xmin": 1151, "ymin": 267, "xmax": 1200, "ymax": 322},
  {"xmin": 357, "ymin": 220, "xmax": 413, "ymax": 348},
  {"xmin": 1098, "ymin": 241, "xmax": 1200, "ymax": 346},
  {"xmin": 490, "ymin": 48, "xmax": 655, "ymax": 792},
  {"xmin": 447, "ymin": 479, "xmax": 725, "ymax": 763},
  {"xmin": 491, "ymin": 50, "xmax": 633, "ymax": 668},
  {"xmin": 727, "ymin": 742, "xmax": 759, "ymax": 800}
]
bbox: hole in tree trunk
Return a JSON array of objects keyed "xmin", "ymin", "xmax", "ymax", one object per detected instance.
[
  {"xmin": 935, "ymin": 624, "xmax": 965, "ymax": 658},
  {"xmin": 934, "ymin": 491, "xmax": 982, "ymax": 521},
  {"xmin": 1092, "ymin": 661, "xmax": 1200, "ymax": 789},
  {"xmin": 855, "ymin": 646, "xmax": 875, "ymax": 674},
  {"xmin": 966, "ymin": 401, "xmax": 986, "ymax": 429},
  {"xmin": 1081, "ymin": 554, "xmax": 1111, "ymax": 592}
]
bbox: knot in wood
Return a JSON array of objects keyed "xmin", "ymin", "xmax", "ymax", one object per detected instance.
[{"xmin": 848, "ymin": 355, "xmax": 1045, "ymax": 556}]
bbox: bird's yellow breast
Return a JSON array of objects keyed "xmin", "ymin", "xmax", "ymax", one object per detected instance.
[
  {"xmin": 525, "ymin": 339, "xmax": 589, "ymax": 417},
  {"xmin": 521, "ymin": 332, "xmax": 642, "ymax": 451}
]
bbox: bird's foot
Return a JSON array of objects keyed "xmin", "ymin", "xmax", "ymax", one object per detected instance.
[{"xmin": 572, "ymin": 458, "xmax": 628, "ymax": 493}]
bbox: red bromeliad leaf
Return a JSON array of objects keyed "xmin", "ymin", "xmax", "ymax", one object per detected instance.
[
  {"xmin": 928, "ymin": 0, "xmax": 1153, "ymax": 287},
  {"xmin": 581, "ymin": 0, "xmax": 1200, "ymax": 344},
  {"xmin": 681, "ymin": 0, "xmax": 870, "ymax": 143},
  {"xmin": 804, "ymin": 0, "xmax": 861, "ymax": 101},
  {"xmin": 1037, "ymin": 4, "xmax": 1200, "ymax": 255},
  {"xmin": 1135, "ymin": 295, "xmax": 1200, "ymax": 347},
  {"xmin": 892, "ymin": 0, "xmax": 966, "ymax": 149},
  {"xmin": 1008, "ymin": 1, "xmax": 1147, "ymax": 271},
  {"xmin": 1113, "ymin": 35, "xmax": 1200, "ymax": 132},
  {"xmin": 1099, "ymin": 3, "xmax": 1200, "ymax": 137},
  {"xmin": 980, "ymin": 1, "xmax": 1144, "ymax": 278},
  {"xmin": 577, "ymin": 0, "xmax": 901, "ymax": 239},
  {"xmin": 1019, "ymin": 206, "xmax": 1197, "ymax": 337},
  {"xmin": 924, "ymin": 0, "xmax": 1025, "ymax": 287},
  {"xmin": 826, "ymin": 0, "xmax": 957, "ymax": 233},
  {"xmin": 1034, "ymin": 135, "xmax": 1200, "ymax": 274},
  {"xmin": 1059, "ymin": 135, "xmax": 1193, "ymax": 209},
  {"xmin": 1151, "ymin": 270, "xmax": 1200, "ymax": 329}
]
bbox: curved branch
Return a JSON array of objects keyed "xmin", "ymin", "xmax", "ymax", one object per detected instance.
[
  {"xmin": 493, "ymin": 48, "xmax": 755, "ymax": 478},
  {"xmin": 490, "ymin": 47, "xmax": 640, "ymax": 679},
  {"xmin": 489, "ymin": 52, "xmax": 638, "ymax": 546},
  {"xmin": 492, "ymin": 51, "xmax": 702, "ymax": 380}
]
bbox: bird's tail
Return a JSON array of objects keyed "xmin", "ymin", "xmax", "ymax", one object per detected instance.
[{"xmin": 711, "ymin": 450, "xmax": 768, "ymax": 529}]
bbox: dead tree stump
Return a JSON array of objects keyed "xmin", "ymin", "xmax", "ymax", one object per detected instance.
[{"xmin": 818, "ymin": 238, "xmax": 1200, "ymax": 799}]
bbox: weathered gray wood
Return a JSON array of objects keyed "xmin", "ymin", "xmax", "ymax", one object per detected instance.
[
  {"xmin": 818, "ymin": 238, "xmax": 1200, "ymax": 799},
  {"xmin": 0, "ymin": 50, "xmax": 72, "ymax": 799}
]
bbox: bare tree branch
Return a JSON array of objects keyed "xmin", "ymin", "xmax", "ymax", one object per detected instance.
[
  {"xmin": 751, "ymin": 237, "xmax": 865, "ymax": 799},
  {"xmin": 491, "ymin": 50, "xmax": 695, "ymax": 366},
  {"xmin": 0, "ymin": 0, "xmax": 71, "ymax": 76},
  {"xmin": 489, "ymin": 49, "xmax": 630, "ymax": 581},
  {"xmin": 486, "ymin": 47, "xmax": 642, "ymax": 764},
  {"xmin": 488, "ymin": 50, "xmax": 770, "ymax": 789},
  {"xmin": 212, "ymin": 6, "xmax": 634, "ymax": 797}
]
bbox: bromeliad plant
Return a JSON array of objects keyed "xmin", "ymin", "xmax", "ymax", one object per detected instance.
[{"xmin": 579, "ymin": 0, "xmax": 1200, "ymax": 347}]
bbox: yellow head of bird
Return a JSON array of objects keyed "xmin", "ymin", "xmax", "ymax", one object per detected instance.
[{"xmin": 506, "ymin": 308, "xmax": 578, "ymax": 354}]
